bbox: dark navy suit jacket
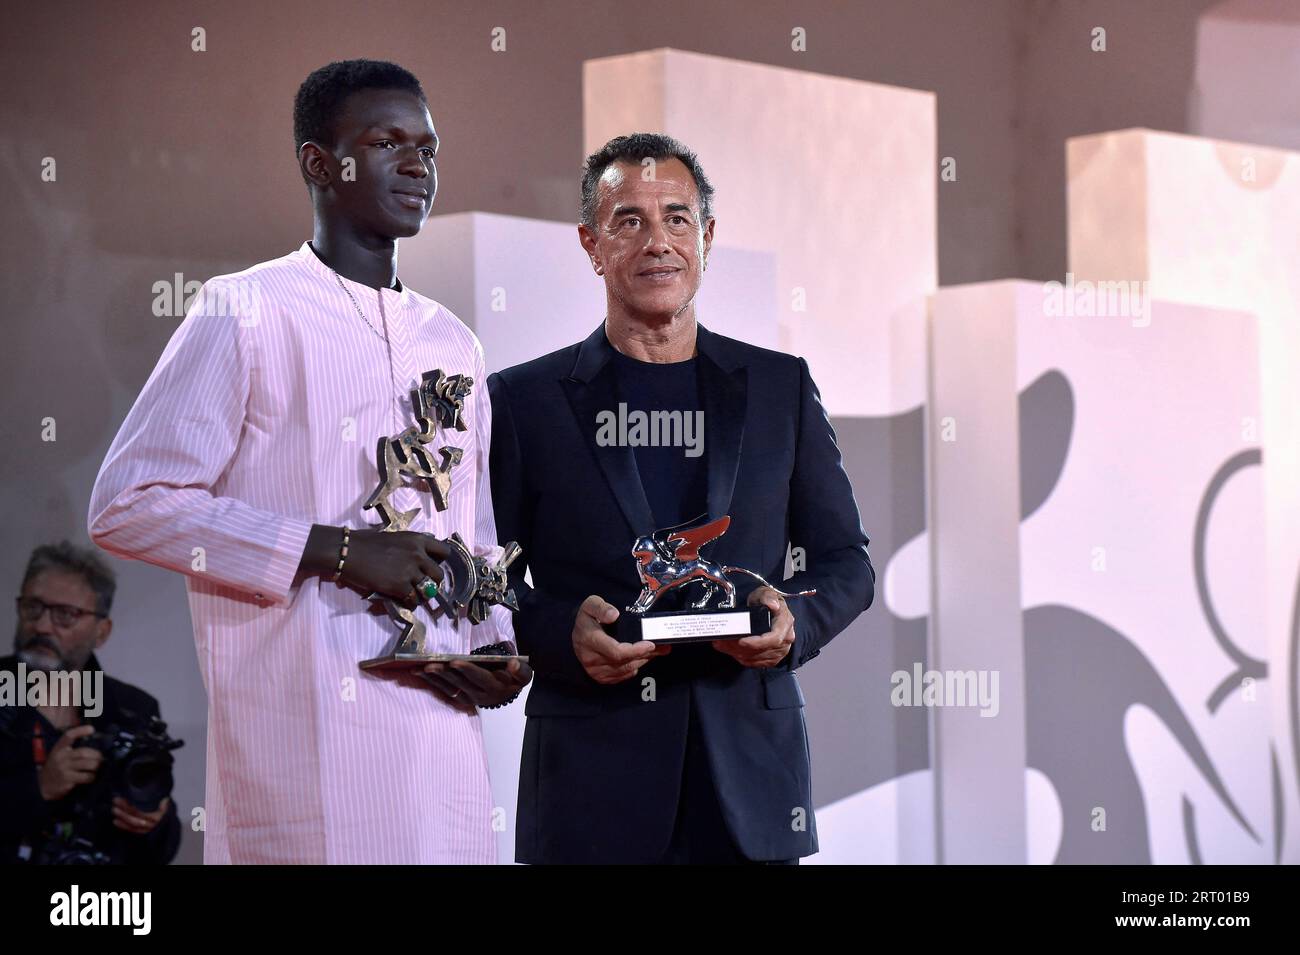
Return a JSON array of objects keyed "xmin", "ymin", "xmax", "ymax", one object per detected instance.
[{"xmin": 488, "ymin": 322, "xmax": 874, "ymax": 863}]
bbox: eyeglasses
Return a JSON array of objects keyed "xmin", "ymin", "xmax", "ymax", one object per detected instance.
[{"xmin": 15, "ymin": 596, "xmax": 105, "ymax": 628}]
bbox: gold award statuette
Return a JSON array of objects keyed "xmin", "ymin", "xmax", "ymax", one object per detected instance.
[{"xmin": 356, "ymin": 369, "xmax": 522, "ymax": 672}]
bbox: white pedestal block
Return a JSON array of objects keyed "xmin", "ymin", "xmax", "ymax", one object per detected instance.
[
  {"xmin": 1192, "ymin": 0, "xmax": 1300, "ymax": 151},
  {"xmin": 1068, "ymin": 128, "xmax": 1300, "ymax": 862},
  {"xmin": 930, "ymin": 280, "xmax": 1269, "ymax": 863}
]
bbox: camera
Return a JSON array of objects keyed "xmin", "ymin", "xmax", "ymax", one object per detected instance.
[
  {"xmin": 12, "ymin": 712, "xmax": 184, "ymax": 865},
  {"xmin": 73, "ymin": 712, "xmax": 184, "ymax": 812}
]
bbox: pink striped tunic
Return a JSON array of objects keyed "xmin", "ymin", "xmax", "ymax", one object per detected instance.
[{"xmin": 88, "ymin": 242, "xmax": 511, "ymax": 864}]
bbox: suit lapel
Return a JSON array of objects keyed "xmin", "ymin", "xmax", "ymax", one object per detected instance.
[
  {"xmin": 562, "ymin": 326, "xmax": 657, "ymax": 537},
  {"xmin": 697, "ymin": 328, "xmax": 747, "ymax": 524}
]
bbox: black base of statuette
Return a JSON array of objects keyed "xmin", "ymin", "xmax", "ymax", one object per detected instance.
[{"xmin": 606, "ymin": 606, "xmax": 773, "ymax": 644}]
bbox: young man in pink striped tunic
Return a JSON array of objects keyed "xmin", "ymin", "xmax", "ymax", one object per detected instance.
[{"xmin": 87, "ymin": 60, "xmax": 530, "ymax": 864}]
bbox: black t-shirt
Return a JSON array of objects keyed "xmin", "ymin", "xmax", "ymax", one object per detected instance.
[
  {"xmin": 607, "ymin": 349, "xmax": 735, "ymax": 840},
  {"xmin": 608, "ymin": 348, "xmax": 708, "ymax": 531}
]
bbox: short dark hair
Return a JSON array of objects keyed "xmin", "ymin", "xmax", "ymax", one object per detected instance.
[
  {"xmin": 293, "ymin": 59, "xmax": 426, "ymax": 157},
  {"xmin": 23, "ymin": 540, "xmax": 116, "ymax": 617},
  {"xmin": 580, "ymin": 133, "xmax": 715, "ymax": 229}
]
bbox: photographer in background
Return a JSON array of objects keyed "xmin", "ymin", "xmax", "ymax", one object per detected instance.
[{"xmin": 1, "ymin": 541, "xmax": 181, "ymax": 864}]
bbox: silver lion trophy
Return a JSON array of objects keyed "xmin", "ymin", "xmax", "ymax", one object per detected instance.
[
  {"xmin": 357, "ymin": 368, "xmax": 522, "ymax": 672},
  {"xmin": 613, "ymin": 514, "xmax": 815, "ymax": 643}
]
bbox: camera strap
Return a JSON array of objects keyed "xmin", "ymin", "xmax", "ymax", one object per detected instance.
[{"xmin": 31, "ymin": 722, "xmax": 46, "ymax": 766}]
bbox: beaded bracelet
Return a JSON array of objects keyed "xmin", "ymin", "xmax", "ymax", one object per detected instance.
[
  {"xmin": 332, "ymin": 527, "xmax": 351, "ymax": 582},
  {"xmin": 472, "ymin": 642, "xmax": 525, "ymax": 709}
]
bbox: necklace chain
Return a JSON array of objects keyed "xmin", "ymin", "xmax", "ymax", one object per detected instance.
[
  {"xmin": 328, "ymin": 266, "xmax": 403, "ymax": 427},
  {"xmin": 330, "ymin": 268, "xmax": 390, "ymax": 343}
]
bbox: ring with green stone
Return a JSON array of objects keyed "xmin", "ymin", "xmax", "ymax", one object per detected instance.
[{"xmin": 418, "ymin": 577, "xmax": 439, "ymax": 601}]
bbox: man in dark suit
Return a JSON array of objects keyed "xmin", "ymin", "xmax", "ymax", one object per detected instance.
[{"xmin": 488, "ymin": 133, "xmax": 874, "ymax": 864}]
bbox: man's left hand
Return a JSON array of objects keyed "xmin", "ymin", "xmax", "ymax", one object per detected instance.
[
  {"xmin": 112, "ymin": 796, "xmax": 169, "ymax": 836},
  {"xmin": 421, "ymin": 658, "xmax": 533, "ymax": 713},
  {"xmin": 711, "ymin": 586, "xmax": 795, "ymax": 668}
]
